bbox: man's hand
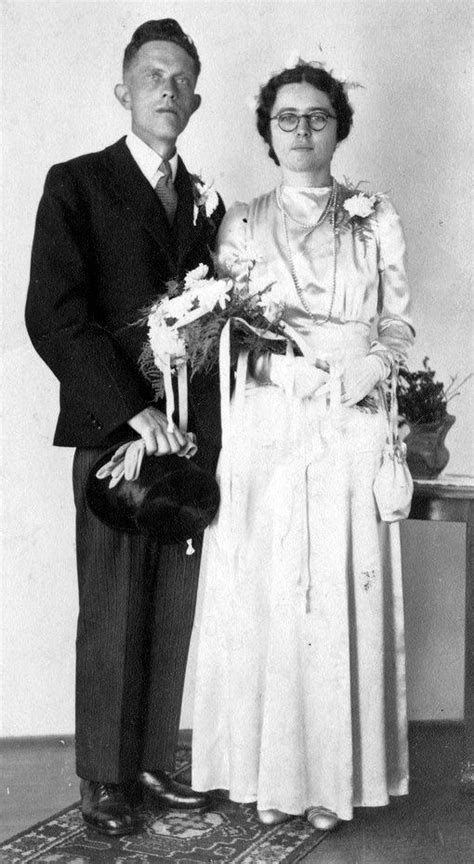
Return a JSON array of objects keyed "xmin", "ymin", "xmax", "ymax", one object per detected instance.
[
  {"xmin": 127, "ymin": 406, "xmax": 188, "ymax": 455},
  {"xmin": 341, "ymin": 355, "xmax": 386, "ymax": 407}
]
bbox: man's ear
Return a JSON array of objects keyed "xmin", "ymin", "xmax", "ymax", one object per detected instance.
[
  {"xmin": 191, "ymin": 93, "xmax": 202, "ymax": 115},
  {"xmin": 114, "ymin": 83, "xmax": 131, "ymax": 110}
]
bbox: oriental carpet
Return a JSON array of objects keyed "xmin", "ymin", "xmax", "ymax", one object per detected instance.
[{"xmin": 0, "ymin": 741, "xmax": 329, "ymax": 863}]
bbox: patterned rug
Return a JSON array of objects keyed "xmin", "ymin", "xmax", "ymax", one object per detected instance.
[{"xmin": 1, "ymin": 742, "xmax": 328, "ymax": 863}]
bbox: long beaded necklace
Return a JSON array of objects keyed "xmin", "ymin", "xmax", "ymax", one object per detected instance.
[{"xmin": 277, "ymin": 179, "xmax": 339, "ymax": 326}]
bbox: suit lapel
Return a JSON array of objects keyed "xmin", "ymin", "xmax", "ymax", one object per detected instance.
[
  {"xmin": 172, "ymin": 158, "xmax": 198, "ymax": 272},
  {"xmin": 104, "ymin": 140, "xmax": 208, "ymax": 278},
  {"xmin": 104, "ymin": 138, "xmax": 176, "ymax": 267}
]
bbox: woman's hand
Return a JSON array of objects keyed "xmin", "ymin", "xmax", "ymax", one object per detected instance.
[
  {"xmin": 341, "ymin": 355, "xmax": 386, "ymax": 407},
  {"xmin": 292, "ymin": 358, "xmax": 329, "ymax": 399},
  {"xmin": 265, "ymin": 354, "xmax": 329, "ymax": 399},
  {"xmin": 127, "ymin": 406, "xmax": 188, "ymax": 455}
]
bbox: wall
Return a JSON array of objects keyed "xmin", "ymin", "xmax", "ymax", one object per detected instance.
[{"xmin": 1, "ymin": 0, "xmax": 472, "ymax": 735}]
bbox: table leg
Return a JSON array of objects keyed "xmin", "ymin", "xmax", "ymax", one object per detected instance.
[{"xmin": 460, "ymin": 502, "xmax": 474, "ymax": 793}]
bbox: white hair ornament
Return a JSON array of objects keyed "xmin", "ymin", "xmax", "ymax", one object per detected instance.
[{"xmin": 246, "ymin": 52, "xmax": 364, "ymax": 111}]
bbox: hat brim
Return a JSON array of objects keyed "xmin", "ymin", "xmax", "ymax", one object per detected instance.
[{"xmin": 86, "ymin": 448, "xmax": 220, "ymax": 543}]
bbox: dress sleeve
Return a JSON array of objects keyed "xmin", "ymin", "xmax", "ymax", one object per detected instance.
[
  {"xmin": 368, "ymin": 195, "xmax": 415, "ymax": 370},
  {"xmin": 215, "ymin": 201, "xmax": 251, "ymax": 287}
]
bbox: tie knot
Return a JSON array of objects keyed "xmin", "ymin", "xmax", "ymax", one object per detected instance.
[{"xmin": 159, "ymin": 160, "xmax": 172, "ymax": 180}]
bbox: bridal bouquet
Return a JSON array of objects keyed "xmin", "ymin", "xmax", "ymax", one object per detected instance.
[{"xmin": 139, "ymin": 262, "xmax": 293, "ymax": 425}]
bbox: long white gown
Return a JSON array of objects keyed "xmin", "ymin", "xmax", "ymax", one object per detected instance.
[{"xmin": 192, "ymin": 183, "xmax": 415, "ymax": 821}]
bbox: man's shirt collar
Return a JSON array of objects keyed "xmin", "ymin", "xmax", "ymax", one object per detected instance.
[{"xmin": 126, "ymin": 132, "xmax": 178, "ymax": 187}]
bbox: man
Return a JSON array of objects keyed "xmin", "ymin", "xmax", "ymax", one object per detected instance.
[{"xmin": 25, "ymin": 19, "xmax": 224, "ymax": 836}]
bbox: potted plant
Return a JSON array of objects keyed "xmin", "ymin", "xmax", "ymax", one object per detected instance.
[{"xmin": 396, "ymin": 357, "xmax": 472, "ymax": 478}]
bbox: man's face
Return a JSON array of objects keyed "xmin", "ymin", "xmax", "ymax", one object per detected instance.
[{"xmin": 115, "ymin": 40, "xmax": 201, "ymax": 154}]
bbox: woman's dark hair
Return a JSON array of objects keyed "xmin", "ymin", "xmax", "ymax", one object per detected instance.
[{"xmin": 256, "ymin": 64, "xmax": 353, "ymax": 165}]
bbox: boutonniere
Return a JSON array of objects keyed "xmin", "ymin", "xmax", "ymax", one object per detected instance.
[{"xmin": 190, "ymin": 175, "xmax": 220, "ymax": 227}]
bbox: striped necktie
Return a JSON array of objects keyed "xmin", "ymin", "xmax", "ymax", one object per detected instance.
[{"xmin": 155, "ymin": 160, "xmax": 178, "ymax": 224}]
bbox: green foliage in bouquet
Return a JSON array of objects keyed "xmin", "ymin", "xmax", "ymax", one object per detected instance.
[
  {"xmin": 183, "ymin": 297, "xmax": 294, "ymax": 376},
  {"xmin": 137, "ymin": 265, "xmax": 300, "ymax": 402},
  {"xmin": 397, "ymin": 357, "xmax": 472, "ymax": 426}
]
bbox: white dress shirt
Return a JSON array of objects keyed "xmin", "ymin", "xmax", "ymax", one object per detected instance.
[{"xmin": 125, "ymin": 131, "xmax": 178, "ymax": 188}]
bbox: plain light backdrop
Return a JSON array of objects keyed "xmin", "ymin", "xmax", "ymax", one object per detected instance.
[{"xmin": 1, "ymin": 0, "xmax": 472, "ymax": 735}]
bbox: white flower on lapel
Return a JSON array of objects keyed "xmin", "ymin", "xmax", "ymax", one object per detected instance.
[
  {"xmin": 192, "ymin": 177, "xmax": 220, "ymax": 225},
  {"xmin": 343, "ymin": 193, "xmax": 377, "ymax": 219}
]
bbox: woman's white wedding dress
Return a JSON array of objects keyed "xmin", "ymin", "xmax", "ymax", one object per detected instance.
[{"xmin": 192, "ymin": 184, "xmax": 414, "ymax": 821}]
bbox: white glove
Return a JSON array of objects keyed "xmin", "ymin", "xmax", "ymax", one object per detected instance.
[
  {"xmin": 270, "ymin": 354, "xmax": 329, "ymax": 400},
  {"xmin": 96, "ymin": 434, "xmax": 198, "ymax": 488},
  {"xmin": 341, "ymin": 355, "xmax": 386, "ymax": 407}
]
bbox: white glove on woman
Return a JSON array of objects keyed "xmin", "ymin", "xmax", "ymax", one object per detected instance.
[
  {"xmin": 253, "ymin": 353, "xmax": 329, "ymax": 400},
  {"xmin": 341, "ymin": 355, "xmax": 386, "ymax": 407}
]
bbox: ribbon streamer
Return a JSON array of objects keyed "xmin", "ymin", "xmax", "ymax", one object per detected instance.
[{"xmin": 163, "ymin": 357, "xmax": 175, "ymax": 432}]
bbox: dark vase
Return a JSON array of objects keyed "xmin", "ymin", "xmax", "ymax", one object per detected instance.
[{"xmin": 404, "ymin": 413, "xmax": 456, "ymax": 479}]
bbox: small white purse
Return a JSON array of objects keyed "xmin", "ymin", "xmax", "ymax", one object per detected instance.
[{"xmin": 373, "ymin": 368, "xmax": 414, "ymax": 522}]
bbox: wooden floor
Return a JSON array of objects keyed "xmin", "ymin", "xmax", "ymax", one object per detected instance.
[
  {"xmin": 1, "ymin": 735, "xmax": 77, "ymax": 842},
  {"xmin": 301, "ymin": 723, "xmax": 473, "ymax": 864},
  {"xmin": 0, "ymin": 724, "xmax": 472, "ymax": 862}
]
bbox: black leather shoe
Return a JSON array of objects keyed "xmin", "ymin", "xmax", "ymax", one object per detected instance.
[
  {"xmin": 139, "ymin": 769, "xmax": 211, "ymax": 811},
  {"xmin": 80, "ymin": 779, "xmax": 143, "ymax": 836}
]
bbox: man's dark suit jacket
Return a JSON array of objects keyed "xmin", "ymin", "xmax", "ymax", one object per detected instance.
[{"xmin": 26, "ymin": 136, "xmax": 225, "ymax": 462}]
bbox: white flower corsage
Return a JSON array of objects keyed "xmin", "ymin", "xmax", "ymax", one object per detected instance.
[{"xmin": 343, "ymin": 192, "xmax": 377, "ymax": 219}]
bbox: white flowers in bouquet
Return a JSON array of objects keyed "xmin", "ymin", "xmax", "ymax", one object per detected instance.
[
  {"xmin": 146, "ymin": 261, "xmax": 286, "ymax": 380},
  {"xmin": 147, "ymin": 265, "xmax": 232, "ymax": 374},
  {"xmin": 141, "ymin": 258, "xmax": 290, "ymax": 433}
]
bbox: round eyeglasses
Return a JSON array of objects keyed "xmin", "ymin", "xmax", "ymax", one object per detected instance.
[{"xmin": 270, "ymin": 111, "xmax": 337, "ymax": 132}]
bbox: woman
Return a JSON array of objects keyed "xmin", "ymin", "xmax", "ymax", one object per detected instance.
[{"xmin": 192, "ymin": 62, "xmax": 414, "ymax": 831}]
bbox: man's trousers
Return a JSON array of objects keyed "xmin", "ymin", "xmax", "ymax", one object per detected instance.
[{"xmin": 73, "ymin": 447, "xmax": 201, "ymax": 783}]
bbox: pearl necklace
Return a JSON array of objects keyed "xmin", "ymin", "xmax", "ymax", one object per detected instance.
[{"xmin": 279, "ymin": 180, "xmax": 339, "ymax": 326}]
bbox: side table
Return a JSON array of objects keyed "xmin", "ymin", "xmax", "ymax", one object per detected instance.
[{"xmin": 408, "ymin": 475, "xmax": 474, "ymax": 792}]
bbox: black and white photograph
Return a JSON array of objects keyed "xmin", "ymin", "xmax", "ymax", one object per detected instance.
[{"xmin": 1, "ymin": 1, "xmax": 473, "ymax": 862}]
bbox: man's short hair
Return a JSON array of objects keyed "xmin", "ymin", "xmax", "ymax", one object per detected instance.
[{"xmin": 123, "ymin": 19, "xmax": 201, "ymax": 78}]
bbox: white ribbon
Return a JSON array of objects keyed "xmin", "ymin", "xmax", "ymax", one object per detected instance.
[
  {"xmin": 177, "ymin": 362, "xmax": 188, "ymax": 432},
  {"xmin": 163, "ymin": 357, "xmax": 175, "ymax": 432},
  {"xmin": 162, "ymin": 350, "xmax": 189, "ymax": 435},
  {"xmin": 219, "ymin": 320, "xmax": 232, "ymax": 452},
  {"xmin": 216, "ymin": 320, "xmax": 254, "ymax": 570}
]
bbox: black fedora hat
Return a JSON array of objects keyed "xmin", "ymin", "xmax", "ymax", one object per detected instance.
[{"xmin": 86, "ymin": 447, "xmax": 220, "ymax": 544}]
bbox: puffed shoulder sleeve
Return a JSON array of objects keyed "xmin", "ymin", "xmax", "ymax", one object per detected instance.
[
  {"xmin": 215, "ymin": 201, "xmax": 250, "ymax": 287},
  {"xmin": 369, "ymin": 194, "xmax": 415, "ymax": 369}
]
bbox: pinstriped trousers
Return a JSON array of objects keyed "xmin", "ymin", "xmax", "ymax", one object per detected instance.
[{"xmin": 73, "ymin": 448, "xmax": 202, "ymax": 783}]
